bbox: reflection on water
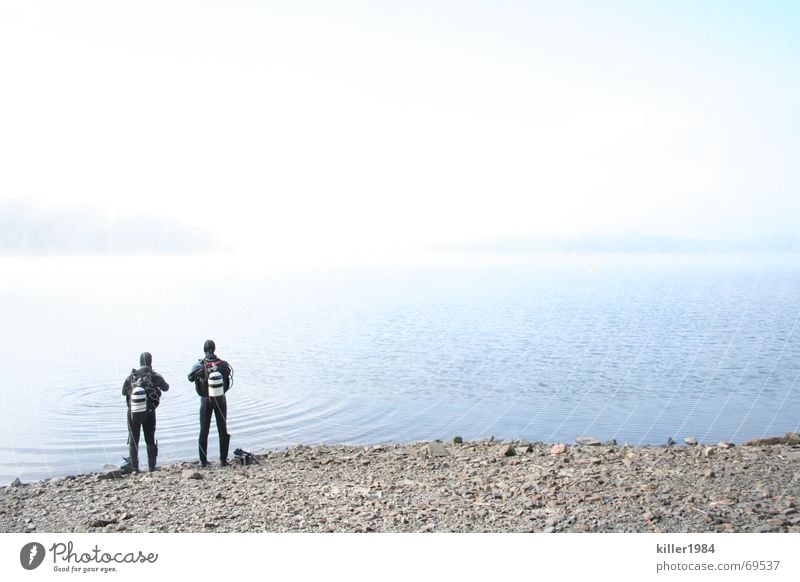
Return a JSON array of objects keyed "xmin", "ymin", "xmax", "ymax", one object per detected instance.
[{"xmin": 1, "ymin": 253, "xmax": 799, "ymax": 483}]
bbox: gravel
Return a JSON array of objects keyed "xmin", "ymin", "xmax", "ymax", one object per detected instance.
[{"xmin": 2, "ymin": 438, "xmax": 799, "ymax": 533}]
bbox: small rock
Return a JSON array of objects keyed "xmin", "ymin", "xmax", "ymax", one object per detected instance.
[
  {"xmin": 25, "ymin": 523, "xmax": 36, "ymax": 531},
  {"xmin": 89, "ymin": 518, "xmax": 117, "ymax": 528},
  {"xmin": 424, "ymin": 442, "xmax": 451, "ymax": 458},
  {"xmin": 525, "ymin": 443, "xmax": 535, "ymax": 453},
  {"xmin": 97, "ymin": 471, "xmax": 123, "ymax": 480},
  {"xmin": 786, "ymin": 432, "xmax": 800, "ymax": 445},
  {"xmin": 765, "ymin": 518, "xmax": 785, "ymax": 527},
  {"xmin": 756, "ymin": 525, "xmax": 775, "ymax": 533},
  {"xmin": 703, "ymin": 469, "xmax": 715, "ymax": 478},
  {"xmin": 550, "ymin": 444, "xmax": 567, "ymax": 455},
  {"xmin": 743, "ymin": 437, "xmax": 783, "ymax": 446},
  {"xmin": 666, "ymin": 437, "xmax": 676, "ymax": 447},
  {"xmin": 605, "ymin": 439, "xmax": 617, "ymax": 446},
  {"xmin": 589, "ymin": 457, "xmax": 601, "ymax": 465},
  {"xmin": 204, "ymin": 522, "xmax": 218, "ymax": 529},
  {"xmin": 753, "ymin": 486, "xmax": 771, "ymax": 499},
  {"xmin": 684, "ymin": 436, "xmax": 698, "ymax": 446},
  {"xmin": 10, "ymin": 478, "xmax": 23, "ymax": 487},
  {"xmin": 453, "ymin": 436, "xmax": 463, "ymax": 444},
  {"xmin": 182, "ymin": 470, "xmax": 203, "ymax": 480},
  {"xmin": 703, "ymin": 447, "xmax": 716, "ymax": 458},
  {"xmin": 717, "ymin": 441, "xmax": 735, "ymax": 449},
  {"xmin": 575, "ymin": 437, "xmax": 601, "ymax": 446},
  {"xmin": 501, "ymin": 445, "xmax": 516, "ymax": 457}
]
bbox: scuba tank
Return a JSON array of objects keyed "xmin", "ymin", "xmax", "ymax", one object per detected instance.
[
  {"xmin": 207, "ymin": 363, "xmax": 225, "ymax": 398},
  {"xmin": 130, "ymin": 378, "xmax": 148, "ymax": 413}
]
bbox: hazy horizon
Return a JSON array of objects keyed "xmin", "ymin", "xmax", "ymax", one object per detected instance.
[
  {"xmin": 1, "ymin": 1, "xmax": 799, "ymax": 261},
  {"xmin": 1, "ymin": 197, "xmax": 797, "ymax": 259}
]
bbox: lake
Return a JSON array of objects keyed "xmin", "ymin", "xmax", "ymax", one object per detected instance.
[{"xmin": 1, "ymin": 252, "xmax": 799, "ymax": 483}]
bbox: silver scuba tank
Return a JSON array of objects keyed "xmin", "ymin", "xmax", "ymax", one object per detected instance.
[
  {"xmin": 208, "ymin": 365, "xmax": 225, "ymax": 398},
  {"xmin": 130, "ymin": 382, "xmax": 147, "ymax": 413}
]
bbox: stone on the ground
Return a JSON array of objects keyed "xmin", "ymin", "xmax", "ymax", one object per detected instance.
[
  {"xmin": 501, "ymin": 445, "xmax": 516, "ymax": 457},
  {"xmin": 575, "ymin": 437, "xmax": 601, "ymax": 446},
  {"xmin": 425, "ymin": 442, "xmax": 451, "ymax": 458},
  {"xmin": 743, "ymin": 437, "xmax": 782, "ymax": 446},
  {"xmin": 97, "ymin": 470, "xmax": 123, "ymax": 480}
]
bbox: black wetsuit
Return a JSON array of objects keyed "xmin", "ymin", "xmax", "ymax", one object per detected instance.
[
  {"xmin": 188, "ymin": 353, "xmax": 233, "ymax": 466},
  {"xmin": 122, "ymin": 355, "xmax": 169, "ymax": 472}
]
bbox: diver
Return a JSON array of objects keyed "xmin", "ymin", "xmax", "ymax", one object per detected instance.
[
  {"xmin": 122, "ymin": 352, "xmax": 169, "ymax": 473},
  {"xmin": 188, "ymin": 339, "xmax": 233, "ymax": 467}
]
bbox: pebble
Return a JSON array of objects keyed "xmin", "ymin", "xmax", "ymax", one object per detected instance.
[
  {"xmin": 97, "ymin": 470, "xmax": 123, "ymax": 481},
  {"xmin": 425, "ymin": 442, "xmax": 451, "ymax": 458},
  {"xmin": 550, "ymin": 444, "xmax": 567, "ymax": 455},
  {"xmin": 684, "ymin": 437, "xmax": 698, "ymax": 446},
  {"xmin": 575, "ymin": 437, "xmax": 601, "ymax": 446},
  {"xmin": 743, "ymin": 437, "xmax": 783, "ymax": 446},
  {"xmin": 88, "ymin": 518, "xmax": 117, "ymax": 528}
]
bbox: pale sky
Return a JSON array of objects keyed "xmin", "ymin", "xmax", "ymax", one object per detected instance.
[{"xmin": 1, "ymin": 1, "xmax": 798, "ymax": 259}]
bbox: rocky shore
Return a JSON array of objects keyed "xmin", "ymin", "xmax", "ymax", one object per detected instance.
[{"xmin": 2, "ymin": 435, "xmax": 800, "ymax": 533}]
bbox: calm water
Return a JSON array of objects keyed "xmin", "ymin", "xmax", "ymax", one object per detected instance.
[{"xmin": 1, "ymin": 253, "xmax": 799, "ymax": 483}]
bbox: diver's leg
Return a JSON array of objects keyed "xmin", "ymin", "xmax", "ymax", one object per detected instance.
[
  {"xmin": 144, "ymin": 412, "xmax": 158, "ymax": 471},
  {"xmin": 198, "ymin": 398, "xmax": 212, "ymax": 467}
]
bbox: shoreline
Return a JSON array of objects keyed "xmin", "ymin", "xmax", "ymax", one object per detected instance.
[{"xmin": 2, "ymin": 437, "xmax": 799, "ymax": 533}]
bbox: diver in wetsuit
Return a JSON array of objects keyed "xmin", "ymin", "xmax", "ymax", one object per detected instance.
[
  {"xmin": 122, "ymin": 352, "xmax": 169, "ymax": 472},
  {"xmin": 188, "ymin": 340, "xmax": 233, "ymax": 467}
]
